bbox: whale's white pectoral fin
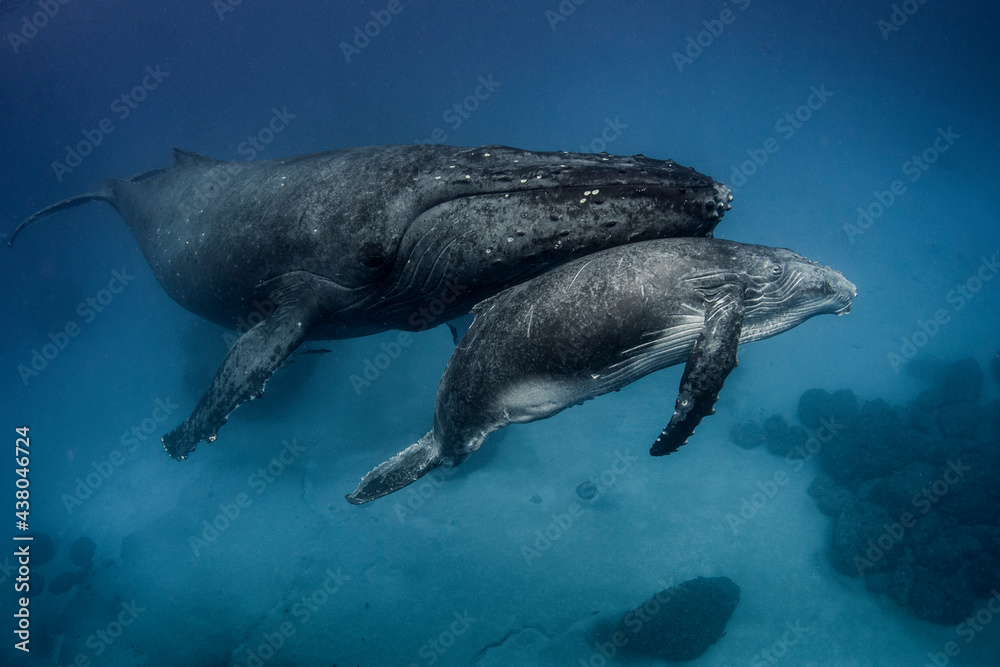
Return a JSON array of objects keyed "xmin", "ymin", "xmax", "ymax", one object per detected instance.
[
  {"xmin": 346, "ymin": 432, "xmax": 442, "ymax": 505},
  {"xmin": 162, "ymin": 273, "xmax": 323, "ymax": 461},
  {"xmin": 650, "ymin": 283, "xmax": 745, "ymax": 456}
]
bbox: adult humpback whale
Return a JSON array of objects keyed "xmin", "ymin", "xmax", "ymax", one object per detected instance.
[
  {"xmin": 9, "ymin": 144, "xmax": 732, "ymax": 459},
  {"xmin": 347, "ymin": 238, "xmax": 855, "ymax": 504}
]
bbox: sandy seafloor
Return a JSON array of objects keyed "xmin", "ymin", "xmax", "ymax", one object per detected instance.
[
  {"xmin": 1, "ymin": 0, "xmax": 999, "ymax": 665},
  {"xmin": 4, "ymin": 318, "xmax": 999, "ymax": 666}
]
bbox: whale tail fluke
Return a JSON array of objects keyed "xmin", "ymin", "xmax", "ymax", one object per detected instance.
[
  {"xmin": 346, "ymin": 431, "xmax": 444, "ymax": 505},
  {"xmin": 8, "ymin": 158, "xmax": 174, "ymax": 248},
  {"xmin": 8, "ymin": 183, "xmax": 117, "ymax": 248}
]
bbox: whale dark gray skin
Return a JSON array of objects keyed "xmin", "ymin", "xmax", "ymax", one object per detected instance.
[
  {"xmin": 8, "ymin": 144, "xmax": 732, "ymax": 460},
  {"xmin": 346, "ymin": 238, "xmax": 855, "ymax": 504}
]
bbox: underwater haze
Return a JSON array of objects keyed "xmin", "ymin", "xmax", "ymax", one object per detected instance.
[{"xmin": 2, "ymin": 0, "xmax": 999, "ymax": 665}]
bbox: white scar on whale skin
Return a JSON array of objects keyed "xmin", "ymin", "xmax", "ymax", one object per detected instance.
[
  {"xmin": 679, "ymin": 301, "xmax": 701, "ymax": 315},
  {"xmin": 568, "ymin": 260, "xmax": 592, "ymax": 288}
]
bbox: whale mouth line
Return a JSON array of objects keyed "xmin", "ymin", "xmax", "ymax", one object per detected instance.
[
  {"xmin": 835, "ymin": 284, "xmax": 857, "ymax": 316},
  {"xmin": 426, "ymin": 181, "xmax": 727, "ymax": 201},
  {"xmin": 414, "ymin": 182, "xmax": 734, "ymax": 226}
]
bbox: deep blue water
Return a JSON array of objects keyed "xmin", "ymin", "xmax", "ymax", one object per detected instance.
[{"xmin": 1, "ymin": 1, "xmax": 999, "ymax": 665}]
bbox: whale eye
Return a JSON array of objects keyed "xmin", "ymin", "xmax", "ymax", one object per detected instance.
[
  {"xmin": 770, "ymin": 264, "xmax": 783, "ymax": 276},
  {"xmin": 359, "ymin": 242, "xmax": 388, "ymax": 269}
]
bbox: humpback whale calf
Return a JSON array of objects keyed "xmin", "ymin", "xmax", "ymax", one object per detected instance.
[
  {"xmin": 347, "ymin": 238, "xmax": 855, "ymax": 504},
  {"xmin": 8, "ymin": 144, "xmax": 732, "ymax": 459}
]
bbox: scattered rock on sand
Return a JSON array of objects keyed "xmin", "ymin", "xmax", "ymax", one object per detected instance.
[
  {"xmin": 617, "ymin": 576, "xmax": 740, "ymax": 662},
  {"xmin": 33, "ymin": 532, "xmax": 56, "ymax": 566},
  {"xmin": 69, "ymin": 536, "xmax": 96, "ymax": 568},
  {"xmin": 797, "ymin": 388, "xmax": 859, "ymax": 429},
  {"xmin": 730, "ymin": 421, "xmax": 766, "ymax": 450},
  {"xmin": 48, "ymin": 572, "xmax": 77, "ymax": 595}
]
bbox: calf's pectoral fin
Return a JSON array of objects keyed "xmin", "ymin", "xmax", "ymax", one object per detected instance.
[
  {"xmin": 346, "ymin": 432, "xmax": 443, "ymax": 504},
  {"xmin": 650, "ymin": 284, "xmax": 745, "ymax": 456},
  {"xmin": 162, "ymin": 274, "xmax": 323, "ymax": 461}
]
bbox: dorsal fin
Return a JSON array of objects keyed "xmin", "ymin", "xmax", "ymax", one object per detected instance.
[{"xmin": 172, "ymin": 148, "xmax": 222, "ymax": 167}]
